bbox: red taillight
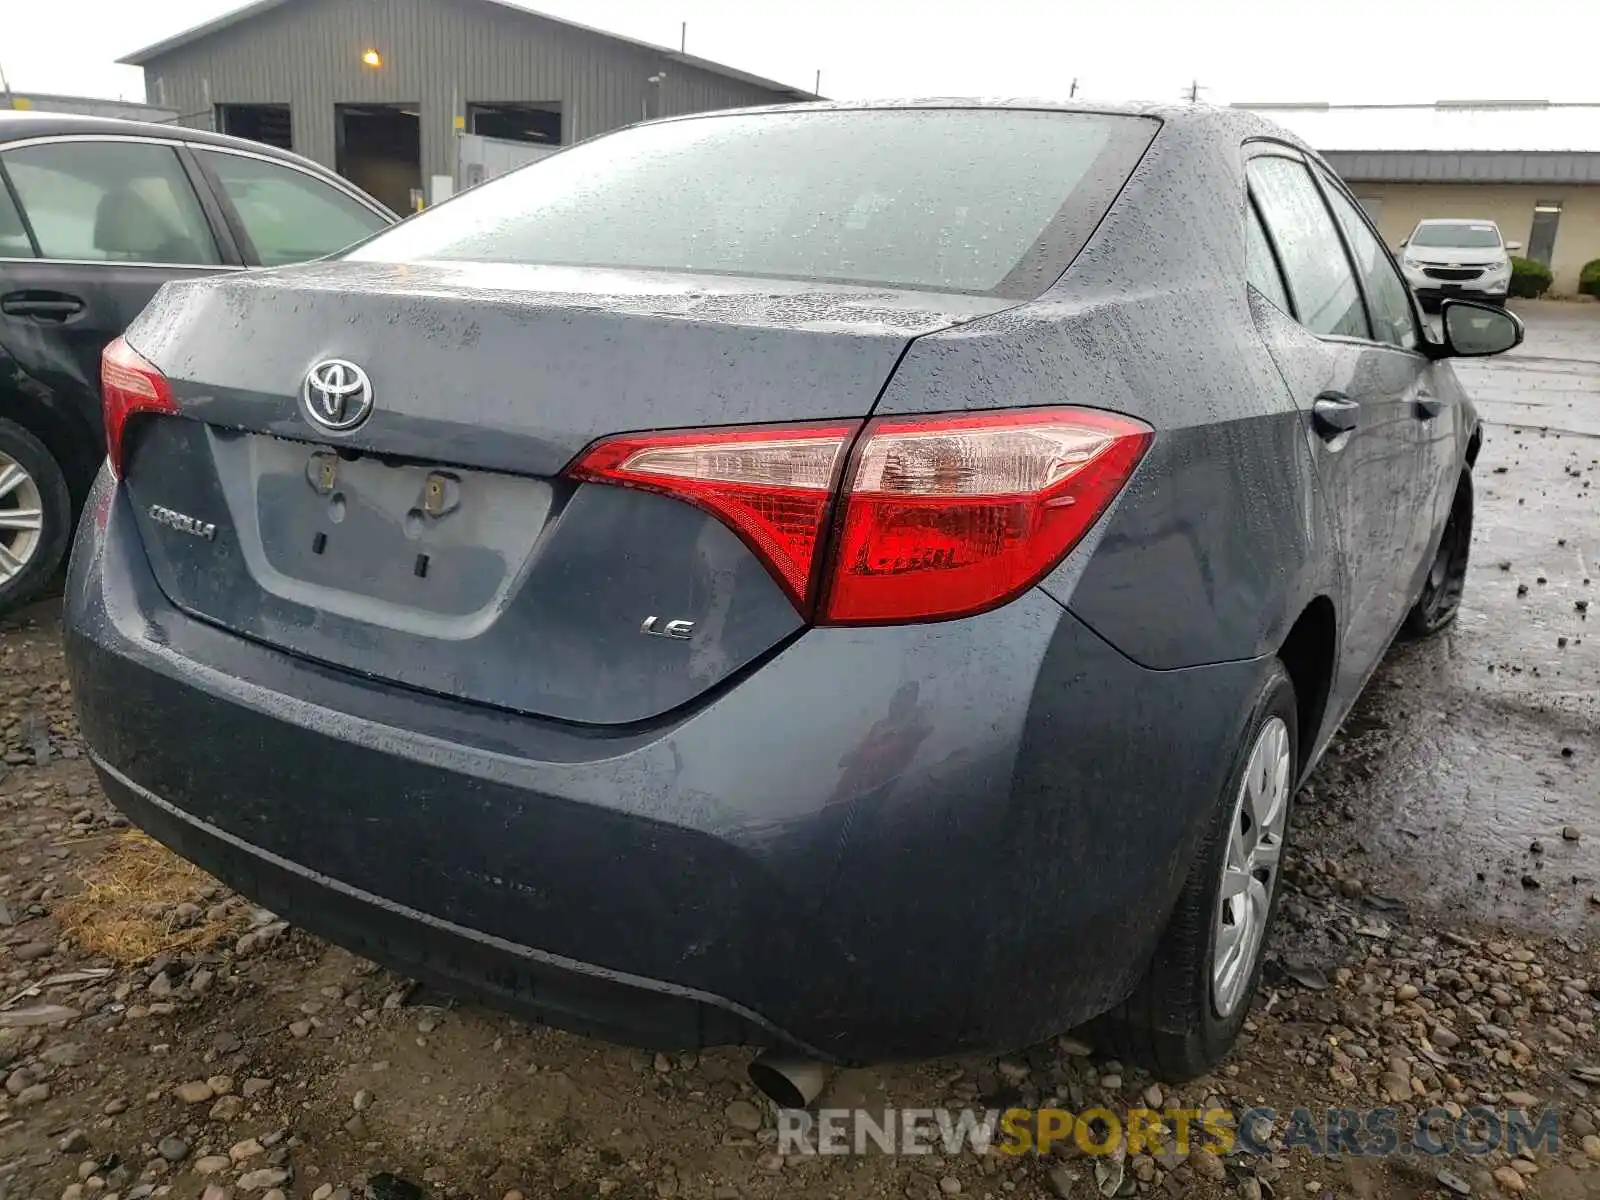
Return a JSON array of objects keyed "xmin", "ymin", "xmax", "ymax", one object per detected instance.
[
  {"xmin": 822, "ymin": 409, "xmax": 1152, "ymax": 623},
  {"xmin": 566, "ymin": 422, "xmax": 859, "ymax": 609},
  {"xmin": 102, "ymin": 336, "xmax": 177, "ymax": 478},
  {"xmin": 565, "ymin": 407, "xmax": 1151, "ymax": 625}
]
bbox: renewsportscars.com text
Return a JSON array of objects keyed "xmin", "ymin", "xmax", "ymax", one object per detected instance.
[{"xmin": 775, "ymin": 1106, "xmax": 1561, "ymax": 1158}]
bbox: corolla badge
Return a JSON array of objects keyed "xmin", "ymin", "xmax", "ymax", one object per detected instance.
[
  {"xmin": 302, "ymin": 359, "xmax": 375, "ymax": 432},
  {"xmin": 147, "ymin": 504, "xmax": 216, "ymax": 541}
]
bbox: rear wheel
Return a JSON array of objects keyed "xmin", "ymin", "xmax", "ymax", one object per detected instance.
[
  {"xmin": 0, "ymin": 417, "xmax": 73, "ymax": 615},
  {"xmin": 1091, "ymin": 661, "xmax": 1298, "ymax": 1080},
  {"xmin": 1403, "ymin": 472, "xmax": 1472, "ymax": 638}
]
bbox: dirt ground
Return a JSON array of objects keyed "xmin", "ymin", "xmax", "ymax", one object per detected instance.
[{"xmin": 1, "ymin": 302, "xmax": 1597, "ymax": 1200}]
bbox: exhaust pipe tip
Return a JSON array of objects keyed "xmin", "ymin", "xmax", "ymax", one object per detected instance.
[{"xmin": 747, "ymin": 1053, "xmax": 830, "ymax": 1109}]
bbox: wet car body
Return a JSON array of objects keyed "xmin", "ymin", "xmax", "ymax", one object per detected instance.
[{"xmin": 66, "ymin": 101, "xmax": 1494, "ymax": 1066}]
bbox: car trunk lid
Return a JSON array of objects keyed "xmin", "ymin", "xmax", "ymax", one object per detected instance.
[{"xmin": 119, "ymin": 261, "xmax": 1008, "ymax": 725}]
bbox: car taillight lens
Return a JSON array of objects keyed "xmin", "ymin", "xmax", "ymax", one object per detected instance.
[
  {"xmin": 566, "ymin": 407, "xmax": 1151, "ymax": 625},
  {"xmin": 102, "ymin": 336, "xmax": 177, "ymax": 478},
  {"xmin": 822, "ymin": 409, "xmax": 1152, "ymax": 623},
  {"xmin": 566, "ymin": 423, "xmax": 859, "ymax": 609}
]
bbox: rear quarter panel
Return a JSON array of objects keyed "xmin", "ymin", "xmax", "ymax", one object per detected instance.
[{"xmin": 876, "ymin": 117, "xmax": 1333, "ymax": 669}]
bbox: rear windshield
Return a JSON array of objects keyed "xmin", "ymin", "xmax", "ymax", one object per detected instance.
[
  {"xmin": 345, "ymin": 108, "xmax": 1157, "ymax": 297},
  {"xmin": 1410, "ymin": 222, "xmax": 1502, "ymax": 248}
]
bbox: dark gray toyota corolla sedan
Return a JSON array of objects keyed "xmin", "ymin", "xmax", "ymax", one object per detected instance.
[{"xmin": 64, "ymin": 100, "xmax": 1522, "ymax": 1082}]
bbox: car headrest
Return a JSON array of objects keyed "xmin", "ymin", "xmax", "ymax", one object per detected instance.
[{"xmin": 93, "ymin": 187, "xmax": 181, "ymax": 260}]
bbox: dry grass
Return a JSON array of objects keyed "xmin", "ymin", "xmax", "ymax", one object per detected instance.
[{"xmin": 56, "ymin": 831, "xmax": 245, "ymax": 963}]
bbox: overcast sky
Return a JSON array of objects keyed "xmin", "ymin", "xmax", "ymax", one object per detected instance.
[{"xmin": 4, "ymin": 0, "xmax": 1594, "ymax": 108}]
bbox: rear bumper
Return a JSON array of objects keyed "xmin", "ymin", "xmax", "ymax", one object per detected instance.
[
  {"xmin": 66, "ymin": 477, "xmax": 1266, "ymax": 1063},
  {"xmin": 92, "ymin": 756, "xmax": 772, "ymax": 1051}
]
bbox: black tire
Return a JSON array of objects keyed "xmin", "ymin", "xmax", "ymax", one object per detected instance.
[
  {"xmin": 1403, "ymin": 472, "xmax": 1472, "ymax": 638},
  {"xmin": 0, "ymin": 417, "xmax": 73, "ymax": 615},
  {"xmin": 1090, "ymin": 660, "xmax": 1298, "ymax": 1081}
]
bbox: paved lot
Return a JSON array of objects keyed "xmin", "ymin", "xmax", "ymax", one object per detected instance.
[{"xmin": 0, "ymin": 302, "xmax": 1597, "ymax": 1200}]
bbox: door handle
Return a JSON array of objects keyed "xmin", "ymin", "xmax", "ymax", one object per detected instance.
[
  {"xmin": 1415, "ymin": 391, "xmax": 1445, "ymax": 419},
  {"xmin": 1311, "ymin": 391, "xmax": 1360, "ymax": 441},
  {"xmin": 0, "ymin": 291, "xmax": 86, "ymax": 322}
]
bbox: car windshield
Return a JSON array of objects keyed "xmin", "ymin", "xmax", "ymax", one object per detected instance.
[
  {"xmin": 345, "ymin": 108, "xmax": 1157, "ymax": 297},
  {"xmin": 1410, "ymin": 223, "xmax": 1502, "ymax": 249}
]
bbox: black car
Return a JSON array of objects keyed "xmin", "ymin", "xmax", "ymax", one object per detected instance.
[
  {"xmin": 0, "ymin": 112, "xmax": 394, "ymax": 612},
  {"xmin": 65, "ymin": 101, "xmax": 1522, "ymax": 1086}
]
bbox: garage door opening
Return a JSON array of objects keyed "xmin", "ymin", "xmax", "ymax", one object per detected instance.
[
  {"xmin": 336, "ymin": 104, "xmax": 422, "ymax": 213},
  {"xmin": 467, "ymin": 102, "xmax": 562, "ymax": 146},
  {"xmin": 216, "ymin": 104, "xmax": 293, "ymax": 151}
]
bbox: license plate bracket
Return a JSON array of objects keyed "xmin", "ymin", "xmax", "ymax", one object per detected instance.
[{"xmin": 209, "ymin": 431, "xmax": 553, "ymax": 622}]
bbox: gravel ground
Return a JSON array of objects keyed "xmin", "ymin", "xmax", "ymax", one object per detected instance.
[{"xmin": 0, "ymin": 303, "xmax": 1597, "ymax": 1200}]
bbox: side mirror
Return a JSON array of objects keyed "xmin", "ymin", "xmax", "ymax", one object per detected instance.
[
  {"xmin": 1504, "ymin": 241, "xmax": 1523, "ymax": 252},
  {"xmin": 1438, "ymin": 299, "xmax": 1524, "ymax": 358},
  {"xmin": 1398, "ymin": 239, "xmax": 1408, "ymax": 248}
]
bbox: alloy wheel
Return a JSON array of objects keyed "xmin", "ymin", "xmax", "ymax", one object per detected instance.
[
  {"xmin": 1211, "ymin": 715, "xmax": 1292, "ymax": 1018},
  {"xmin": 0, "ymin": 452, "xmax": 45, "ymax": 585}
]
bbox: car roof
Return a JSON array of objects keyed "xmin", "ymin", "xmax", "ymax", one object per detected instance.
[
  {"xmin": 643, "ymin": 97, "xmax": 1321, "ymax": 151},
  {"xmin": 1416, "ymin": 217, "xmax": 1500, "ymax": 226},
  {"xmin": 0, "ymin": 110, "xmax": 337, "ymax": 178}
]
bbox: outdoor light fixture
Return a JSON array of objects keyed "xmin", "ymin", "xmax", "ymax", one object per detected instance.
[{"xmin": 361, "ymin": 49, "xmax": 383, "ymax": 68}]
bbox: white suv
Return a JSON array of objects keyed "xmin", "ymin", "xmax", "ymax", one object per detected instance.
[{"xmin": 1398, "ymin": 219, "xmax": 1520, "ymax": 309}]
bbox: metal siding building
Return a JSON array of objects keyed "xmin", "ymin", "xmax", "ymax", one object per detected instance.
[
  {"xmin": 121, "ymin": 0, "xmax": 812, "ymax": 196},
  {"xmin": 1322, "ymin": 151, "xmax": 1600, "ymax": 186}
]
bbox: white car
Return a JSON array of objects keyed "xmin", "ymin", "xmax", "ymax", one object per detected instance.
[{"xmin": 1398, "ymin": 219, "xmax": 1520, "ymax": 309}]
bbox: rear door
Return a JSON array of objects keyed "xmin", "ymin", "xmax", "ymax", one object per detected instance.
[
  {"xmin": 1244, "ymin": 148, "xmax": 1429, "ymax": 714},
  {"xmin": 1307, "ymin": 161, "xmax": 1450, "ymax": 597},
  {"xmin": 0, "ymin": 135, "xmax": 239, "ymax": 446},
  {"xmin": 189, "ymin": 147, "xmax": 394, "ymax": 267}
]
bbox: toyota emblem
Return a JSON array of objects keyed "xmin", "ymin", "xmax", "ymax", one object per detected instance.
[{"xmin": 302, "ymin": 359, "xmax": 375, "ymax": 432}]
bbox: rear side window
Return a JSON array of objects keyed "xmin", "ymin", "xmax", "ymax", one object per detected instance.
[
  {"xmin": 1316, "ymin": 169, "xmax": 1418, "ymax": 351},
  {"xmin": 1247, "ymin": 156, "xmax": 1367, "ymax": 340},
  {"xmin": 1, "ymin": 140, "xmax": 221, "ymax": 265},
  {"xmin": 0, "ymin": 178, "xmax": 34, "ymax": 258},
  {"xmin": 197, "ymin": 150, "xmax": 389, "ymax": 266},
  {"xmin": 1245, "ymin": 202, "xmax": 1290, "ymax": 313},
  {"xmin": 346, "ymin": 108, "xmax": 1158, "ymax": 298}
]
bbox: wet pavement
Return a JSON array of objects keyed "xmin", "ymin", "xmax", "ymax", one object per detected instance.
[{"xmin": 1312, "ymin": 300, "xmax": 1599, "ymax": 933}]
